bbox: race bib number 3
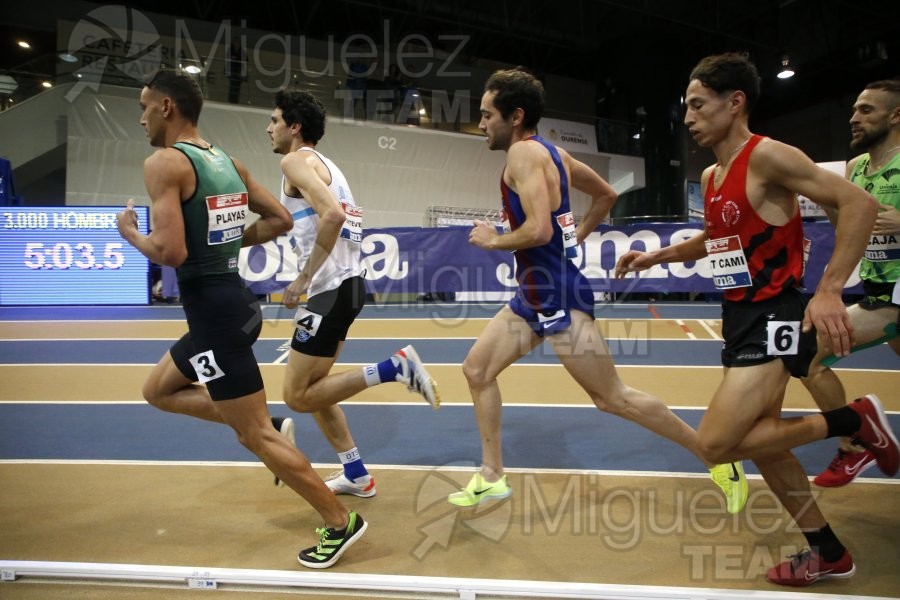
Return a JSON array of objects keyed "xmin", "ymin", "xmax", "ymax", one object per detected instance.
[
  {"xmin": 766, "ymin": 320, "xmax": 800, "ymax": 356},
  {"xmin": 207, "ymin": 193, "xmax": 248, "ymax": 245},
  {"xmin": 189, "ymin": 349, "xmax": 226, "ymax": 383},
  {"xmin": 340, "ymin": 202, "xmax": 363, "ymax": 244},
  {"xmin": 705, "ymin": 236, "xmax": 752, "ymax": 289}
]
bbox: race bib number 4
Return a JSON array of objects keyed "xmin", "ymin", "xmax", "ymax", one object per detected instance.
[
  {"xmin": 207, "ymin": 192, "xmax": 248, "ymax": 244},
  {"xmin": 294, "ymin": 306, "xmax": 323, "ymax": 338},
  {"xmin": 766, "ymin": 320, "xmax": 800, "ymax": 356},
  {"xmin": 705, "ymin": 236, "xmax": 752, "ymax": 289},
  {"xmin": 340, "ymin": 202, "xmax": 363, "ymax": 244}
]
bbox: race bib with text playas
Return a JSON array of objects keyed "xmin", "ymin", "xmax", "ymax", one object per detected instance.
[{"xmin": 207, "ymin": 192, "xmax": 248, "ymax": 245}]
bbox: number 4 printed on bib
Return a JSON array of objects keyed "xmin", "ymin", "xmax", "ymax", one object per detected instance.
[
  {"xmin": 189, "ymin": 349, "xmax": 225, "ymax": 383},
  {"xmin": 294, "ymin": 306, "xmax": 323, "ymax": 337},
  {"xmin": 766, "ymin": 321, "xmax": 800, "ymax": 356}
]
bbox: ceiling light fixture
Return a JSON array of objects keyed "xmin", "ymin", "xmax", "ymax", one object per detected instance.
[
  {"xmin": 183, "ymin": 65, "xmax": 202, "ymax": 75},
  {"xmin": 0, "ymin": 74, "xmax": 18, "ymax": 94},
  {"xmin": 777, "ymin": 56, "xmax": 795, "ymax": 79},
  {"xmin": 17, "ymin": 41, "xmax": 31, "ymax": 49},
  {"xmin": 59, "ymin": 52, "xmax": 78, "ymax": 63}
]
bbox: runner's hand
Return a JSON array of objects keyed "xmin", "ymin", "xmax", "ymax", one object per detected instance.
[
  {"xmin": 283, "ymin": 272, "xmax": 309, "ymax": 309},
  {"xmin": 615, "ymin": 250, "xmax": 653, "ymax": 279},
  {"xmin": 872, "ymin": 204, "xmax": 900, "ymax": 236},
  {"xmin": 803, "ymin": 291, "xmax": 854, "ymax": 357}
]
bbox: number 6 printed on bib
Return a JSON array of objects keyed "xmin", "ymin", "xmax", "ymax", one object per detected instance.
[
  {"xmin": 766, "ymin": 321, "xmax": 800, "ymax": 356},
  {"xmin": 189, "ymin": 349, "xmax": 225, "ymax": 383}
]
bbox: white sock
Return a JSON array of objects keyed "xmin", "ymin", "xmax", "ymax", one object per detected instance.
[{"xmin": 361, "ymin": 365, "xmax": 381, "ymax": 387}]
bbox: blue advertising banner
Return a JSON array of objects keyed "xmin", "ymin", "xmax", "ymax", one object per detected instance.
[{"xmin": 239, "ymin": 222, "xmax": 861, "ymax": 297}]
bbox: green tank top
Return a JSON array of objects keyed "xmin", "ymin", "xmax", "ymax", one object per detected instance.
[
  {"xmin": 174, "ymin": 142, "xmax": 249, "ymax": 283},
  {"xmin": 850, "ymin": 152, "xmax": 900, "ymax": 284}
]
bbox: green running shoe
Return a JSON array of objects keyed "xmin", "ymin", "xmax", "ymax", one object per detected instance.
[
  {"xmin": 297, "ymin": 511, "xmax": 367, "ymax": 569},
  {"xmin": 710, "ymin": 461, "xmax": 748, "ymax": 514},
  {"xmin": 448, "ymin": 473, "xmax": 511, "ymax": 507}
]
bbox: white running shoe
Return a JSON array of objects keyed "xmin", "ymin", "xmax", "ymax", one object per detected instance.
[
  {"xmin": 272, "ymin": 416, "xmax": 295, "ymax": 487},
  {"xmin": 394, "ymin": 345, "xmax": 440, "ymax": 409},
  {"xmin": 324, "ymin": 470, "xmax": 377, "ymax": 498}
]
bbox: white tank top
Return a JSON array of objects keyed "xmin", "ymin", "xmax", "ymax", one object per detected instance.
[{"xmin": 280, "ymin": 147, "xmax": 363, "ymax": 298}]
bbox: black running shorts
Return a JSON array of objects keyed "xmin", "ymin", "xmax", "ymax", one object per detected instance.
[
  {"xmin": 858, "ymin": 279, "xmax": 899, "ymax": 313},
  {"xmin": 290, "ymin": 276, "xmax": 366, "ymax": 357},
  {"xmin": 170, "ymin": 273, "xmax": 264, "ymax": 401},
  {"xmin": 720, "ymin": 288, "xmax": 817, "ymax": 378}
]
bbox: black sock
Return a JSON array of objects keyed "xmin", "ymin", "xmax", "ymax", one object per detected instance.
[
  {"xmin": 822, "ymin": 406, "xmax": 861, "ymax": 438},
  {"xmin": 803, "ymin": 524, "xmax": 845, "ymax": 563}
]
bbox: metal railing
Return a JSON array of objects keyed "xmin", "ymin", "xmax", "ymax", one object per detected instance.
[{"xmin": 424, "ymin": 205, "xmax": 503, "ymax": 227}]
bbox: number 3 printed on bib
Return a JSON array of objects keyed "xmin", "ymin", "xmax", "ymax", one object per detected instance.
[
  {"xmin": 766, "ymin": 321, "xmax": 800, "ymax": 356},
  {"xmin": 189, "ymin": 349, "xmax": 225, "ymax": 383}
]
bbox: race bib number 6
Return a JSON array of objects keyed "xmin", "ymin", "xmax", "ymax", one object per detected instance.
[{"xmin": 766, "ymin": 321, "xmax": 800, "ymax": 356}]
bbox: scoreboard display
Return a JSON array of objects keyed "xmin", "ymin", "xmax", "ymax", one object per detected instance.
[{"xmin": 0, "ymin": 206, "xmax": 150, "ymax": 305}]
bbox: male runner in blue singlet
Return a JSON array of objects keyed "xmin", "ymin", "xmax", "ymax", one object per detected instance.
[{"xmin": 450, "ymin": 67, "xmax": 749, "ymax": 515}]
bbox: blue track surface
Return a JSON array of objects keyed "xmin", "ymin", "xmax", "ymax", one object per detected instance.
[
  {"xmin": 2, "ymin": 303, "xmax": 896, "ymax": 486},
  {"xmin": 1, "ymin": 337, "xmax": 896, "ymax": 369},
  {"xmin": 2, "ymin": 403, "xmax": 896, "ymax": 481},
  {"xmin": 0, "ymin": 301, "xmax": 722, "ymax": 321}
]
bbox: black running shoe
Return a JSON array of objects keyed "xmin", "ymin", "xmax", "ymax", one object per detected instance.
[{"xmin": 297, "ymin": 511, "xmax": 368, "ymax": 569}]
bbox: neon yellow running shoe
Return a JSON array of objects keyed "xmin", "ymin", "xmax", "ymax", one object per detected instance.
[
  {"xmin": 710, "ymin": 461, "xmax": 748, "ymax": 514},
  {"xmin": 447, "ymin": 473, "xmax": 511, "ymax": 507}
]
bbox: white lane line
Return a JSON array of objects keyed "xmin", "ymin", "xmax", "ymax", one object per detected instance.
[{"xmin": 698, "ymin": 318, "xmax": 722, "ymax": 340}]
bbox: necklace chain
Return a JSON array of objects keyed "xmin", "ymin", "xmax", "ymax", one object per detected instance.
[
  {"xmin": 880, "ymin": 144, "xmax": 900, "ymax": 163},
  {"xmin": 714, "ymin": 136, "xmax": 752, "ymax": 187},
  {"xmin": 866, "ymin": 144, "xmax": 900, "ymax": 175},
  {"xmin": 724, "ymin": 137, "xmax": 751, "ymax": 161},
  {"xmin": 175, "ymin": 137, "xmax": 210, "ymax": 149}
]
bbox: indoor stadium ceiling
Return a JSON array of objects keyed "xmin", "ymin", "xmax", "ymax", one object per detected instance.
[
  {"xmin": 3, "ymin": 0, "xmax": 898, "ymax": 124},
  {"xmin": 117, "ymin": 0, "xmax": 899, "ymax": 121}
]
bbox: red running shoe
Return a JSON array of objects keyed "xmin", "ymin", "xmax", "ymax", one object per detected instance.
[
  {"xmin": 813, "ymin": 448, "xmax": 877, "ymax": 487},
  {"xmin": 766, "ymin": 549, "xmax": 855, "ymax": 587},
  {"xmin": 849, "ymin": 395, "xmax": 899, "ymax": 477}
]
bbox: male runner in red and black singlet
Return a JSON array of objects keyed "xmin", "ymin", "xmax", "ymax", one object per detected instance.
[{"xmin": 616, "ymin": 53, "xmax": 898, "ymax": 587}]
